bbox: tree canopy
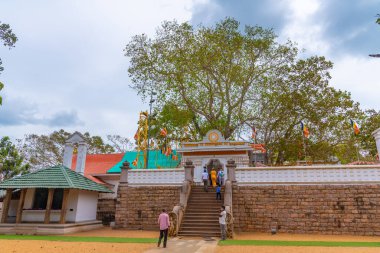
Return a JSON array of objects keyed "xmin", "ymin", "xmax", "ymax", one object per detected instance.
[
  {"xmin": 19, "ymin": 130, "xmax": 131, "ymax": 170},
  {"xmin": 0, "ymin": 136, "xmax": 29, "ymax": 181},
  {"xmin": 125, "ymin": 18, "xmax": 372, "ymax": 164},
  {"xmin": 126, "ymin": 18, "xmax": 300, "ymax": 139},
  {"xmin": 0, "ymin": 21, "xmax": 17, "ymax": 105}
]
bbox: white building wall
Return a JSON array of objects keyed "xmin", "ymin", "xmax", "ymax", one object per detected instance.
[
  {"xmin": 235, "ymin": 165, "xmax": 380, "ymax": 185},
  {"xmin": 24, "ymin": 188, "xmax": 35, "ymax": 209},
  {"xmin": 75, "ymin": 191, "xmax": 98, "ymax": 222},
  {"xmin": 98, "ymin": 179, "xmax": 118, "ymax": 199},
  {"xmin": 65, "ymin": 189, "xmax": 79, "ymax": 222},
  {"xmin": 22, "ymin": 210, "xmax": 61, "ymax": 222},
  {"xmin": 128, "ymin": 169, "xmax": 184, "ymax": 186},
  {"xmin": 21, "ymin": 189, "xmax": 79, "ymax": 223},
  {"xmin": 186, "ymin": 155, "xmax": 247, "ymax": 183}
]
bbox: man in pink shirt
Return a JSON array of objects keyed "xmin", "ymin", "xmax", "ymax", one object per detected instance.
[{"xmin": 157, "ymin": 209, "xmax": 170, "ymax": 248}]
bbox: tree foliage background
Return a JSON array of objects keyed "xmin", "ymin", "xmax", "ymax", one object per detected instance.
[
  {"xmin": 125, "ymin": 18, "xmax": 378, "ymax": 164},
  {"xmin": 0, "ymin": 136, "xmax": 29, "ymax": 181},
  {"xmin": 18, "ymin": 130, "xmax": 133, "ymax": 170},
  {"xmin": 0, "ymin": 21, "xmax": 17, "ymax": 105}
]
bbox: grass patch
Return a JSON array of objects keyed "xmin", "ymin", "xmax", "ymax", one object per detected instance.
[
  {"xmin": 0, "ymin": 235, "xmax": 157, "ymax": 244},
  {"xmin": 219, "ymin": 240, "xmax": 380, "ymax": 248}
]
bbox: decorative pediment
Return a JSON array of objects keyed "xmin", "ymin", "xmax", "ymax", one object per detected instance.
[
  {"xmin": 66, "ymin": 131, "xmax": 85, "ymax": 144},
  {"xmin": 203, "ymin": 130, "xmax": 225, "ymax": 143}
]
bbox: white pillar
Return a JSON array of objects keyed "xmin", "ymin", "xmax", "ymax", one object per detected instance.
[
  {"xmin": 63, "ymin": 143, "xmax": 74, "ymax": 168},
  {"xmin": 76, "ymin": 142, "xmax": 88, "ymax": 174},
  {"xmin": 373, "ymin": 128, "xmax": 380, "ymax": 160}
]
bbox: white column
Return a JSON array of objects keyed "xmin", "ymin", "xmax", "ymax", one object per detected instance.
[
  {"xmin": 63, "ymin": 143, "xmax": 74, "ymax": 168},
  {"xmin": 373, "ymin": 128, "xmax": 380, "ymax": 159},
  {"xmin": 76, "ymin": 142, "xmax": 88, "ymax": 174}
]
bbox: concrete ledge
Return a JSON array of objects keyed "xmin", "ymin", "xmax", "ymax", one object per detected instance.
[{"xmin": 0, "ymin": 220, "xmax": 103, "ymax": 235}]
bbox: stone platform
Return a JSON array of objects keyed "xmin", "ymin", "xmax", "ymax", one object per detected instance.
[{"xmin": 0, "ymin": 220, "xmax": 103, "ymax": 235}]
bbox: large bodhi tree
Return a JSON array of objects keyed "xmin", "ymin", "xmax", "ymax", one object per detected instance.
[
  {"xmin": 126, "ymin": 18, "xmax": 364, "ymax": 164},
  {"xmin": 126, "ymin": 18, "xmax": 301, "ymax": 139}
]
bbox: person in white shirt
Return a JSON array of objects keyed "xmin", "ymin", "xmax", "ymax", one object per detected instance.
[
  {"xmin": 202, "ymin": 167, "xmax": 209, "ymax": 192},
  {"xmin": 219, "ymin": 205, "xmax": 227, "ymax": 240}
]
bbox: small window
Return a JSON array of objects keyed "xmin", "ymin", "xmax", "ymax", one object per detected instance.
[{"xmin": 32, "ymin": 188, "xmax": 64, "ymax": 210}]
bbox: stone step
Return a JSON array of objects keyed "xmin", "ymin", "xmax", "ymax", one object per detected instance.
[
  {"xmin": 182, "ymin": 216, "xmax": 219, "ymax": 220},
  {"xmin": 186, "ymin": 206, "xmax": 222, "ymax": 212},
  {"xmin": 180, "ymin": 223, "xmax": 220, "ymax": 229},
  {"xmin": 183, "ymin": 212, "xmax": 219, "ymax": 216},
  {"xmin": 188, "ymin": 198, "xmax": 224, "ymax": 201},
  {"xmin": 182, "ymin": 214, "xmax": 218, "ymax": 218},
  {"xmin": 190, "ymin": 191, "xmax": 224, "ymax": 194},
  {"xmin": 187, "ymin": 202, "xmax": 223, "ymax": 206},
  {"xmin": 178, "ymin": 231, "xmax": 220, "ymax": 237},
  {"xmin": 187, "ymin": 203, "xmax": 223, "ymax": 206},
  {"xmin": 178, "ymin": 185, "xmax": 224, "ymax": 237}
]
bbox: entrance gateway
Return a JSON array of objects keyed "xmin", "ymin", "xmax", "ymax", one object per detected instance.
[{"xmin": 177, "ymin": 130, "xmax": 254, "ymax": 183}]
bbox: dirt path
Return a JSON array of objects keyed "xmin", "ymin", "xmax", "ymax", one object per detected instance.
[
  {"xmin": 1, "ymin": 240, "xmax": 153, "ymax": 253},
  {"xmin": 144, "ymin": 237, "xmax": 218, "ymax": 253},
  {"xmin": 67, "ymin": 227, "xmax": 158, "ymax": 238},
  {"xmin": 3, "ymin": 229, "xmax": 380, "ymax": 253}
]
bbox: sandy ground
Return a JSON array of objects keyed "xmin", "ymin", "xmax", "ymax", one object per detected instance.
[
  {"xmin": 0, "ymin": 240, "xmax": 153, "ymax": 253},
  {"xmin": 67, "ymin": 227, "xmax": 158, "ymax": 238},
  {"xmin": 1, "ymin": 227, "xmax": 158, "ymax": 253},
  {"xmin": 2, "ymin": 229, "xmax": 380, "ymax": 253}
]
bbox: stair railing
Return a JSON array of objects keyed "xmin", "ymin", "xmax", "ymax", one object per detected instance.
[
  {"xmin": 169, "ymin": 174, "xmax": 192, "ymax": 236},
  {"xmin": 224, "ymin": 159, "xmax": 236, "ymax": 238}
]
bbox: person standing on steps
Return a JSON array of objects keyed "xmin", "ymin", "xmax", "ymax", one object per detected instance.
[
  {"xmin": 157, "ymin": 209, "xmax": 170, "ymax": 248},
  {"xmin": 211, "ymin": 168, "xmax": 217, "ymax": 187},
  {"xmin": 217, "ymin": 168, "xmax": 224, "ymax": 186},
  {"xmin": 216, "ymin": 184, "xmax": 222, "ymax": 200},
  {"xmin": 202, "ymin": 167, "xmax": 209, "ymax": 192},
  {"xmin": 219, "ymin": 206, "xmax": 227, "ymax": 240}
]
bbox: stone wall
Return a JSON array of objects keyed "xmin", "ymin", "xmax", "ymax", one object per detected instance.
[
  {"xmin": 115, "ymin": 183, "xmax": 180, "ymax": 230},
  {"xmin": 233, "ymin": 184, "xmax": 380, "ymax": 235},
  {"xmin": 97, "ymin": 198, "xmax": 116, "ymax": 224}
]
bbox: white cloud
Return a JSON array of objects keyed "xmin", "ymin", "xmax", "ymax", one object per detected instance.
[
  {"xmin": 280, "ymin": 0, "xmax": 330, "ymax": 55},
  {"xmin": 330, "ymin": 56, "xmax": 380, "ymax": 110},
  {"xmin": 0, "ymin": 0, "xmax": 196, "ymax": 139}
]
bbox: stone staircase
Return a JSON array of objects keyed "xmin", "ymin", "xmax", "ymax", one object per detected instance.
[{"xmin": 178, "ymin": 185, "xmax": 223, "ymax": 237}]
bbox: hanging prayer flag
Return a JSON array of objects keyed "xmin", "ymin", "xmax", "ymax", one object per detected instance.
[
  {"xmin": 134, "ymin": 130, "xmax": 138, "ymax": 140},
  {"xmin": 350, "ymin": 119, "xmax": 360, "ymax": 135},
  {"xmin": 160, "ymin": 128, "xmax": 168, "ymax": 137},
  {"xmin": 251, "ymin": 126, "xmax": 257, "ymax": 139},
  {"xmin": 300, "ymin": 121, "xmax": 310, "ymax": 138},
  {"xmin": 165, "ymin": 146, "xmax": 172, "ymax": 156}
]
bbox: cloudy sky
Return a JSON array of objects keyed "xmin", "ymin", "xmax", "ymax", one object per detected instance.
[{"xmin": 1, "ymin": 0, "xmax": 379, "ymax": 140}]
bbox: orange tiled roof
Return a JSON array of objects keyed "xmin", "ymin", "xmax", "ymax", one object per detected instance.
[{"xmin": 71, "ymin": 153, "xmax": 124, "ymax": 184}]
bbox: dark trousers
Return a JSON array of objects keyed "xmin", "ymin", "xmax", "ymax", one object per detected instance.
[
  {"xmin": 203, "ymin": 179, "xmax": 208, "ymax": 192},
  {"xmin": 216, "ymin": 192, "xmax": 221, "ymax": 200},
  {"xmin": 158, "ymin": 228, "xmax": 168, "ymax": 247}
]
